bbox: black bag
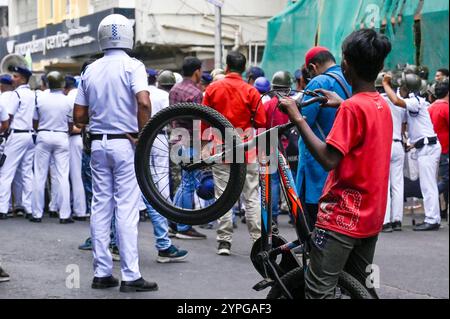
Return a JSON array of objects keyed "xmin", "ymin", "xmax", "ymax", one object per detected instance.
[{"xmin": 282, "ymin": 126, "xmax": 300, "ymax": 173}]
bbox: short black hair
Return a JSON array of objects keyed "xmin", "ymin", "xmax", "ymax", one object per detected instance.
[
  {"xmin": 226, "ymin": 51, "xmax": 247, "ymax": 74},
  {"xmin": 301, "ymin": 64, "xmax": 311, "ymax": 85},
  {"xmin": 182, "ymin": 57, "xmax": 202, "ymax": 77},
  {"xmin": 435, "ymin": 79, "xmax": 449, "ymax": 99},
  {"xmin": 342, "ymin": 28, "xmax": 392, "ymax": 82},
  {"xmin": 437, "ymin": 68, "xmax": 449, "ymax": 77},
  {"xmin": 148, "ymin": 75, "xmax": 157, "ymax": 86},
  {"xmin": 309, "ymin": 51, "xmax": 336, "ymax": 66}
]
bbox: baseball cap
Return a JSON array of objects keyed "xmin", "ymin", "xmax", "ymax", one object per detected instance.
[{"xmin": 305, "ymin": 46, "xmax": 330, "ymax": 66}]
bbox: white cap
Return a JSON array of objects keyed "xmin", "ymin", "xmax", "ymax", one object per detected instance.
[{"xmin": 98, "ymin": 14, "xmax": 134, "ymax": 51}]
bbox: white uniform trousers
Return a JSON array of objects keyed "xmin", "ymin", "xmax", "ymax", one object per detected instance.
[
  {"xmin": 69, "ymin": 135, "xmax": 87, "ymax": 217},
  {"xmin": 90, "ymin": 138, "xmax": 141, "ymax": 281},
  {"xmin": 32, "ymin": 132, "xmax": 71, "ymax": 219},
  {"xmin": 10, "ymin": 168, "xmax": 24, "ymax": 211},
  {"xmin": 0, "ymin": 132, "xmax": 34, "ymax": 214},
  {"xmin": 384, "ymin": 142, "xmax": 405, "ymax": 224},
  {"xmin": 417, "ymin": 143, "xmax": 442, "ymax": 225},
  {"xmin": 48, "ymin": 159, "xmax": 59, "ymax": 212}
]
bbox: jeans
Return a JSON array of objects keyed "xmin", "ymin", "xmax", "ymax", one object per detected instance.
[
  {"xmin": 143, "ymin": 197, "xmax": 171, "ymax": 251},
  {"xmin": 173, "ymin": 169, "xmax": 202, "ymax": 232},
  {"xmin": 271, "ymin": 172, "xmax": 281, "ymax": 222},
  {"xmin": 81, "ymin": 151, "xmax": 92, "ymax": 215},
  {"xmin": 438, "ymin": 154, "xmax": 449, "ymax": 215},
  {"xmin": 305, "ymin": 228, "xmax": 379, "ymax": 299}
]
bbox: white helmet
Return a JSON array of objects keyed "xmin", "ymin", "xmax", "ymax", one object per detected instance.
[
  {"xmin": 98, "ymin": 14, "xmax": 134, "ymax": 51},
  {"xmin": 174, "ymin": 72, "xmax": 183, "ymax": 84}
]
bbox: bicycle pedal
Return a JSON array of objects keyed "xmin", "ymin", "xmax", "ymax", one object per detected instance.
[{"xmin": 252, "ymin": 279, "xmax": 274, "ymax": 291}]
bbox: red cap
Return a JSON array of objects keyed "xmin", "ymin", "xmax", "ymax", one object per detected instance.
[{"xmin": 305, "ymin": 46, "xmax": 330, "ymax": 66}]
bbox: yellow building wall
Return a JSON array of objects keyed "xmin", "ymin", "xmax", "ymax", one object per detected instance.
[{"xmin": 38, "ymin": 0, "xmax": 89, "ymax": 28}]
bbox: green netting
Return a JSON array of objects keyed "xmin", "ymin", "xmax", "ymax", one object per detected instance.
[
  {"xmin": 261, "ymin": 0, "xmax": 449, "ymax": 80},
  {"xmin": 420, "ymin": 0, "xmax": 449, "ymax": 77},
  {"xmin": 260, "ymin": 0, "xmax": 319, "ymax": 78},
  {"xmin": 383, "ymin": 0, "xmax": 420, "ymax": 69}
]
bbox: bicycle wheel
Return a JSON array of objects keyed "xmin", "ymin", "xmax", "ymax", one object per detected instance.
[
  {"xmin": 135, "ymin": 103, "xmax": 247, "ymax": 225},
  {"xmin": 266, "ymin": 267, "xmax": 373, "ymax": 299}
]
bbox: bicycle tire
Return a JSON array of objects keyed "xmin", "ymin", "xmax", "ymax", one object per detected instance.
[
  {"xmin": 266, "ymin": 267, "xmax": 373, "ymax": 299},
  {"xmin": 135, "ymin": 103, "xmax": 247, "ymax": 225}
]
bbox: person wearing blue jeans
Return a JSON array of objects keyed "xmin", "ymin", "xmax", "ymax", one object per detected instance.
[
  {"xmin": 143, "ymin": 197, "xmax": 188, "ymax": 263},
  {"xmin": 172, "ymin": 148, "xmax": 207, "ymax": 240}
]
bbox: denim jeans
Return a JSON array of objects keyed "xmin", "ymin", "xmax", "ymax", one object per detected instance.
[
  {"xmin": 143, "ymin": 197, "xmax": 171, "ymax": 251},
  {"xmin": 173, "ymin": 169, "xmax": 202, "ymax": 232},
  {"xmin": 81, "ymin": 151, "xmax": 92, "ymax": 215},
  {"xmin": 271, "ymin": 172, "xmax": 281, "ymax": 222}
]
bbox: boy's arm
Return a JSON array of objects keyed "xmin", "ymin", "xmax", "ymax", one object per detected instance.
[
  {"xmin": 279, "ymin": 97, "xmax": 343, "ymax": 171},
  {"xmin": 382, "ymin": 74, "xmax": 406, "ymax": 108}
]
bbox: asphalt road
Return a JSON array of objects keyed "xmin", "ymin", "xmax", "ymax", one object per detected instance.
[{"xmin": 0, "ymin": 210, "xmax": 448, "ymax": 299}]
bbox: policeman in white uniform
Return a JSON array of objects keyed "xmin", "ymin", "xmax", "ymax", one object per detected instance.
[
  {"xmin": 383, "ymin": 72, "xmax": 441, "ymax": 231},
  {"xmin": 0, "ymin": 66, "xmax": 35, "ymax": 220},
  {"xmin": 0, "ymin": 74, "xmax": 14, "ymax": 157},
  {"xmin": 65, "ymin": 75, "xmax": 87, "ymax": 220},
  {"xmin": 377, "ymin": 75, "xmax": 407, "ymax": 232},
  {"xmin": 74, "ymin": 14, "xmax": 157, "ymax": 292},
  {"xmin": 30, "ymin": 71, "xmax": 73, "ymax": 224}
]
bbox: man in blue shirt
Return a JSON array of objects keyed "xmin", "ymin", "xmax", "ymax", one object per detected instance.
[{"xmin": 296, "ymin": 46, "xmax": 352, "ymax": 228}]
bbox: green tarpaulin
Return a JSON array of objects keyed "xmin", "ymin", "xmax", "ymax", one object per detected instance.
[{"xmin": 261, "ymin": 0, "xmax": 449, "ymax": 80}]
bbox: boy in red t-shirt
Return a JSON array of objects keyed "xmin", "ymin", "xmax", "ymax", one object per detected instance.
[{"xmin": 280, "ymin": 29, "xmax": 392, "ymax": 299}]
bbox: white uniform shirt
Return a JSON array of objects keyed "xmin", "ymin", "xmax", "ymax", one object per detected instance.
[
  {"xmin": 34, "ymin": 90, "xmax": 72, "ymax": 132},
  {"xmin": 8, "ymin": 84, "xmax": 36, "ymax": 131},
  {"xmin": 67, "ymin": 88, "xmax": 78, "ymax": 123},
  {"xmin": 148, "ymin": 85, "xmax": 169, "ymax": 116},
  {"xmin": 75, "ymin": 50, "xmax": 148, "ymax": 134},
  {"xmin": 382, "ymin": 93, "xmax": 406, "ymax": 141},
  {"xmin": 0, "ymin": 104, "xmax": 8, "ymax": 122},
  {"xmin": 403, "ymin": 93, "xmax": 437, "ymax": 143},
  {"xmin": 0, "ymin": 91, "xmax": 14, "ymax": 115}
]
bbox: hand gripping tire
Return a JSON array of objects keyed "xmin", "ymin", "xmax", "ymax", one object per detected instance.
[{"xmin": 135, "ymin": 103, "xmax": 247, "ymax": 225}]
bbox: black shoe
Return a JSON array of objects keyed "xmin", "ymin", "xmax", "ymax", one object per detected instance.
[
  {"xmin": 0, "ymin": 213, "xmax": 8, "ymax": 220},
  {"xmin": 60, "ymin": 218, "xmax": 75, "ymax": 224},
  {"xmin": 414, "ymin": 222, "xmax": 440, "ymax": 231},
  {"xmin": 392, "ymin": 221, "xmax": 402, "ymax": 231},
  {"xmin": 0, "ymin": 267, "xmax": 10, "ymax": 283},
  {"xmin": 48, "ymin": 211, "xmax": 59, "ymax": 218},
  {"xmin": 91, "ymin": 276, "xmax": 119, "ymax": 289},
  {"xmin": 29, "ymin": 217, "xmax": 42, "ymax": 223},
  {"xmin": 120, "ymin": 278, "xmax": 158, "ymax": 293},
  {"xmin": 139, "ymin": 210, "xmax": 148, "ymax": 222},
  {"xmin": 14, "ymin": 207, "xmax": 27, "ymax": 217},
  {"xmin": 25, "ymin": 214, "xmax": 32, "ymax": 220},
  {"xmin": 6, "ymin": 210, "xmax": 13, "ymax": 218},
  {"xmin": 72, "ymin": 216, "xmax": 88, "ymax": 222},
  {"xmin": 382, "ymin": 223, "xmax": 393, "ymax": 233},
  {"xmin": 217, "ymin": 241, "xmax": 231, "ymax": 256}
]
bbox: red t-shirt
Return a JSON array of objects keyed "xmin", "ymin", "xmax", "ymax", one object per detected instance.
[
  {"xmin": 316, "ymin": 92, "xmax": 393, "ymax": 238},
  {"xmin": 264, "ymin": 96, "xmax": 290, "ymax": 149},
  {"xmin": 428, "ymin": 99, "xmax": 449, "ymax": 154}
]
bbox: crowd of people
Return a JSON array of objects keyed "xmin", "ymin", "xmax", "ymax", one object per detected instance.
[{"xmin": 0, "ymin": 13, "xmax": 448, "ymax": 298}]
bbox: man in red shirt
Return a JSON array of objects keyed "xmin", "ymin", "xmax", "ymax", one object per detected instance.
[
  {"xmin": 280, "ymin": 29, "xmax": 392, "ymax": 298},
  {"xmin": 203, "ymin": 51, "xmax": 266, "ymax": 256},
  {"xmin": 428, "ymin": 79, "xmax": 449, "ymax": 219}
]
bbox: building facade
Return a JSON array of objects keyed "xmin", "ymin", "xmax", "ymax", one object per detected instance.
[{"xmin": 1, "ymin": 0, "xmax": 288, "ymax": 73}]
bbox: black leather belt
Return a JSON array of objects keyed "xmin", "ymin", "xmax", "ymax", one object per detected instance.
[
  {"xmin": 158, "ymin": 130, "xmax": 167, "ymax": 135},
  {"xmin": 70, "ymin": 133, "xmax": 82, "ymax": 137},
  {"xmin": 12, "ymin": 130, "xmax": 33, "ymax": 133},
  {"xmin": 393, "ymin": 139, "xmax": 402, "ymax": 143},
  {"xmin": 91, "ymin": 133, "xmax": 138, "ymax": 141},
  {"xmin": 415, "ymin": 136, "xmax": 438, "ymax": 149}
]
